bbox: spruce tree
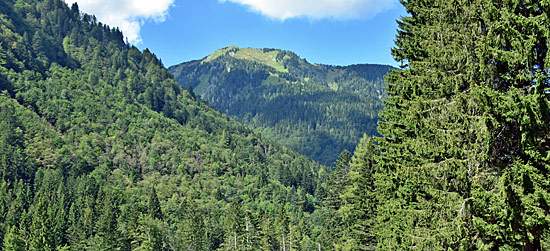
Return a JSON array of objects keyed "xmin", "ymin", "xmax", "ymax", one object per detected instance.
[
  {"xmin": 179, "ymin": 198, "xmax": 207, "ymax": 251},
  {"xmin": 323, "ymin": 150, "xmax": 352, "ymax": 248},
  {"xmin": 258, "ymin": 211, "xmax": 276, "ymax": 251},
  {"xmin": 276, "ymin": 204, "xmax": 290, "ymax": 251},
  {"xmin": 376, "ymin": 0, "xmax": 550, "ymax": 249},
  {"xmin": 148, "ymin": 187, "xmax": 163, "ymax": 220},
  {"xmin": 3, "ymin": 225, "xmax": 24, "ymax": 251},
  {"xmin": 225, "ymin": 199, "xmax": 245, "ymax": 250},
  {"xmin": 338, "ymin": 135, "xmax": 377, "ymax": 250}
]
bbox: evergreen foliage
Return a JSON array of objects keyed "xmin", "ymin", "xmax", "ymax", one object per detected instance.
[
  {"xmin": 375, "ymin": 0, "xmax": 550, "ymax": 249},
  {"xmin": 338, "ymin": 135, "xmax": 377, "ymax": 250}
]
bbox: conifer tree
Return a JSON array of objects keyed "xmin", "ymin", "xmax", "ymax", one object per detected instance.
[
  {"xmin": 325, "ymin": 150, "xmax": 352, "ymax": 212},
  {"xmin": 148, "ymin": 187, "xmax": 163, "ymax": 220},
  {"xmin": 29, "ymin": 195, "xmax": 55, "ymax": 250},
  {"xmin": 96, "ymin": 198, "xmax": 120, "ymax": 249},
  {"xmin": 258, "ymin": 211, "xmax": 276, "ymax": 251},
  {"xmin": 3, "ymin": 225, "xmax": 24, "ymax": 251},
  {"xmin": 225, "ymin": 199, "xmax": 245, "ymax": 250},
  {"xmin": 276, "ymin": 204, "xmax": 290, "ymax": 251},
  {"xmin": 179, "ymin": 198, "xmax": 207, "ymax": 251},
  {"xmin": 338, "ymin": 135, "xmax": 377, "ymax": 250},
  {"xmin": 0, "ymin": 43, "xmax": 7, "ymax": 68},
  {"xmin": 376, "ymin": 0, "xmax": 550, "ymax": 249},
  {"xmin": 322, "ymin": 150, "xmax": 352, "ymax": 248}
]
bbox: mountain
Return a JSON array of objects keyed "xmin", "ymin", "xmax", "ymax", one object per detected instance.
[
  {"xmin": 169, "ymin": 46, "xmax": 393, "ymax": 165},
  {"xmin": 0, "ymin": 0, "xmax": 331, "ymax": 249}
]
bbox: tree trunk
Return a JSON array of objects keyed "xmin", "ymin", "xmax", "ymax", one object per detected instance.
[
  {"xmin": 289, "ymin": 230, "xmax": 292, "ymax": 251},
  {"xmin": 523, "ymin": 239, "xmax": 541, "ymax": 251}
]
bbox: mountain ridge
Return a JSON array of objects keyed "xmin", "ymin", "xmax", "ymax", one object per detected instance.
[
  {"xmin": 173, "ymin": 46, "xmax": 392, "ymax": 98},
  {"xmin": 169, "ymin": 46, "xmax": 392, "ymax": 165}
]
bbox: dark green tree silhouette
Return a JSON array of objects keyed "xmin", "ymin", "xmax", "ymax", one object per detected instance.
[{"xmin": 376, "ymin": 0, "xmax": 550, "ymax": 249}]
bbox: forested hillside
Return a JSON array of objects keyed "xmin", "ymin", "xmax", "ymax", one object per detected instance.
[
  {"xmin": 0, "ymin": 0, "xmax": 337, "ymax": 249},
  {"xmin": 169, "ymin": 47, "xmax": 392, "ymax": 165}
]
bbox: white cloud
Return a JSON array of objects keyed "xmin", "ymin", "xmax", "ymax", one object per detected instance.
[
  {"xmin": 64, "ymin": 0, "xmax": 175, "ymax": 44},
  {"xmin": 219, "ymin": 0, "xmax": 397, "ymax": 20}
]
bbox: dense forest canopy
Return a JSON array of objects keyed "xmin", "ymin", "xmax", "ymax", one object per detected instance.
[
  {"xmin": 169, "ymin": 47, "xmax": 392, "ymax": 166},
  {"xmin": 0, "ymin": 0, "xmax": 343, "ymax": 249}
]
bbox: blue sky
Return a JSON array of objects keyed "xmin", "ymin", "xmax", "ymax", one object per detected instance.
[{"xmin": 65, "ymin": 0, "xmax": 407, "ymax": 67}]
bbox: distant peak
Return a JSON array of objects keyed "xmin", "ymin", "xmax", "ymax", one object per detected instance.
[
  {"xmin": 203, "ymin": 46, "xmax": 299, "ymax": 73},
  {"xmin": 204, "ymin": 46, "xmax": 240, "ymax": 62}
]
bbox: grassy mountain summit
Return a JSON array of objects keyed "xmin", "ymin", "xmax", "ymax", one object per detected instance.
[
  {"xmin": 204, "ymin": 46, "xmax": 289, "ymax": 72},
  {"xmin": 169, "ymin": 46, "xmax": 392, "ymax": 165}
]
